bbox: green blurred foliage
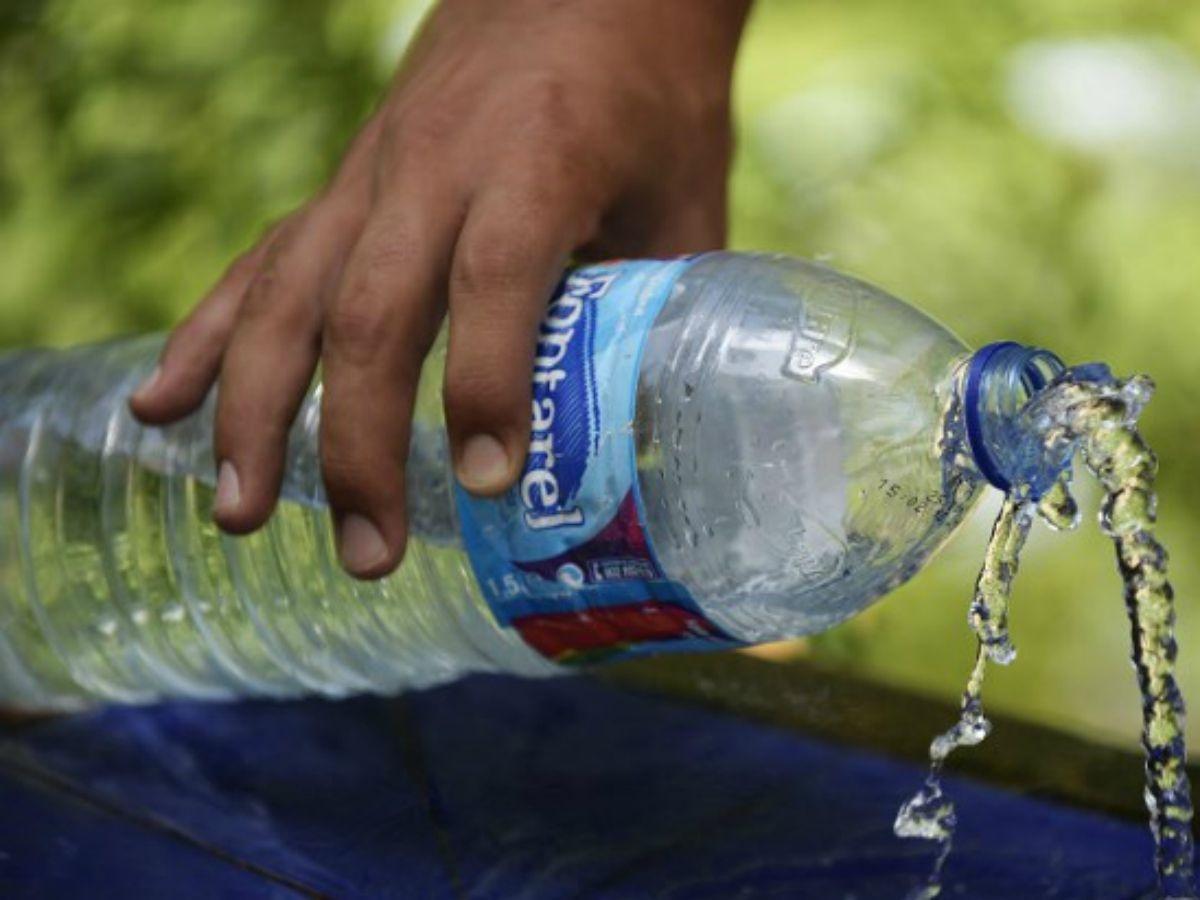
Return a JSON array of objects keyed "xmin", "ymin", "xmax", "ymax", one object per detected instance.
[
  {"xmin": 0, "ymin": 0, "xmax": 406, "ymax": 343},
  {"xmin": 2, "ymin": 0, "xmax": 1199, "ymax": 747},
  {"xmin": 732, "ymin": 0, "xmax": 1200, "ymax": 747}
]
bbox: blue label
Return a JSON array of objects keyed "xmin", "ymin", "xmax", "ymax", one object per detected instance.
[{"xmin": 454, "ymin": 258, "xmax": 741, "ymax": 665}]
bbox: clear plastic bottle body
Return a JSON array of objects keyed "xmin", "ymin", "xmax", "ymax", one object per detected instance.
[
  {"xmin": 0, "ymin": 335, "xmax": 553, "ymax": 710},
  {"xmin": 637, "ymin": 253, "xmax": 982, "ymax": 643},
  {"xmin": 0, "ymin": 253, "xmax": 985, "ymax": 707}
]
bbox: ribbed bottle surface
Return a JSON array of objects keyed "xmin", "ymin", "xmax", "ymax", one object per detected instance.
[{"xmin": 0, "ymin": 335, "xmax": 552, "ymax": 709}]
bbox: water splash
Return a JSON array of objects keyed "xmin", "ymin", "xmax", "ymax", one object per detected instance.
[
  {"xmin": 1074, "ymin": 374, "xmax": 1195, "ymax": 898},
  {"xmin": 894, "ymin": 365, "xmax": 1196, "ymax": 899},
  {"xmin": 893, "ymin": 496, "xmax": 1031, "ymax": 898}
]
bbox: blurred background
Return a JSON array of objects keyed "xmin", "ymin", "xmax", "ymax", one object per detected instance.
[{"xmin": 1, "ymin": 0, "xmax": 1198, "ymax": 749}]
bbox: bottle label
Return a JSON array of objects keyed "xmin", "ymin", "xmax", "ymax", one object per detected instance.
[{"xmin": 454, "ymin": 258, "xmax": 741, "ymax": 666}]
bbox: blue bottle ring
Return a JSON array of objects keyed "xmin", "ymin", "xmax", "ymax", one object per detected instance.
[{"xmin": 963, "ymin": 341, "xmax": 1020, "ymax": 493}]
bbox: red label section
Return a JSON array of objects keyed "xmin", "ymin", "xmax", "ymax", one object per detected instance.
[{"xmin": 512, "ymin": 601, "xmax": 728, "ymax": 666}]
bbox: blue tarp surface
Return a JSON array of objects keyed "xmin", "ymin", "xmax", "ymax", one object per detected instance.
[{"xmin": 0, "ymin": 673, "xmax": 1165, "ymax": 898}]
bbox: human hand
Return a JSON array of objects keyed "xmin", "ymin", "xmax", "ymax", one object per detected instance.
[{"xmin": 129, "ymin": 0, "xmax": 750, "ymax": 578}]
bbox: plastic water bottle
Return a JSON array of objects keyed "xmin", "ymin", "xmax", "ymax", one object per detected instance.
[{"xmin": 0, "ymin": 253, "xmax": 1067, "ymax": 709}]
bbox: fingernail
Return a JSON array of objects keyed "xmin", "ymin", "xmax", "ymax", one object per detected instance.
[
  {"xmin": 214, "ymin": 460, "xmax": 241, "ymax": 517},
  {"xmin": 457, "ymin": 434, "xmax": 511, "ymax": 493},
  {"xmin": 338, "ymin": 513, "xmax": 389, "ymax": 576},
  {"xmin": 132, "ymin": 366, "xmax": 162, "ymax": 403}
]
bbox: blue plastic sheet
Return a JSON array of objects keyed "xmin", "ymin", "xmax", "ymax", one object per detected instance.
[{"xmin": 0, "ymin": 673, "xmax": 1162, "ymax": 898}]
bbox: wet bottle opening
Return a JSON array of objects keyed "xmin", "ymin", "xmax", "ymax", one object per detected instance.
[{"xmin": 963, "ymin": 341, "xmax": 1068, "ymax": 499}]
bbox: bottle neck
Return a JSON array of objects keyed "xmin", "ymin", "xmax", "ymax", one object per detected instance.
[{"xmin": 962, "ymin": 341, "xmax": 1068, "ymax": 499}]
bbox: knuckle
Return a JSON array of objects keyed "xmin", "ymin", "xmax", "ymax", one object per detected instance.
[
  {"xmin": 239, "ymin": 266, "xmax": 282, "ymax": 315},
  {"xmin": 226, "ymin": 213, "xmax": 297, "ymax": 279},
  {"xmin": 451, "ymin": 235, "xmax": 533, "ymax": 300},
  {"xmin": 324, "ymin": 233, "xmax": 418, "ymax": 362},
  {"xmin": 324, "ymin": 296, "xmax": 390, "ymax": 362},
  {"xmin": 225, "ymin": 242, "xmax": 267, "ymax": 282},
  {"xmin": 238, "ymin": 264, "xmax": 315, "ymax": 335}
]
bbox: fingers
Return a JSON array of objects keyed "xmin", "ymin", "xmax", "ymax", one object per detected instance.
[
  {"xmin": 129, "ymin": 234, "xmax": 275, "ymax": 424},
  {"xmin": 319, "ymin": 196, "xmax": 461, "ymax": 578},
  {"xmin": 444, "ymin": 184, "xmax": 584, "ymax": 497},
  {"xmin": 211, "ymin": 203, "xmax": 363, "ymax": 533}
]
